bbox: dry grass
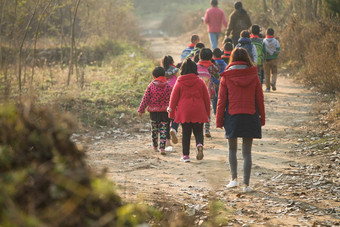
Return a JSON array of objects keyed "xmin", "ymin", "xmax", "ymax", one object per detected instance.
[{"xmin": 281, "ymin": 17, "xmax": 340, "ymax": 94}]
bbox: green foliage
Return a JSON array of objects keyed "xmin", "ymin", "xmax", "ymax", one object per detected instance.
[
  {"xmin": 204, "ymin": 200, "xmax": 231, "ymax": 227},
  {"xmin": 0, "ymin": 103, "xmax": 162, "ymax": 226},
  {"xmin": 117, "ymin": 204, "xmax": 162, "ymax": 227}
]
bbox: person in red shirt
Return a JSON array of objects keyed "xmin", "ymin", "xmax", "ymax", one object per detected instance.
[
  {"xmin": 203, "ymin": 0, "xmax": 228, "ymax": 50},
  {"xmin": 168, "ymin": 59, "xmax": 210, "ymax": 163},
  {"xmin": 216, "ymin": 47, "xmax": 265, "ymax": 193}
]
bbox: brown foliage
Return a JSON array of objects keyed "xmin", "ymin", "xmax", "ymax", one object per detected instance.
[{"xmin": 281, "ymin": 17, "xmax": 340, "ymax": 93}]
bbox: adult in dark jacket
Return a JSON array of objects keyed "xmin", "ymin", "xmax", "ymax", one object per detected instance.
[
  {"xmin": 225, "ymin": 2, "xmax": 252, "ymax": 46},
  {"xmin": 216, "ymin": 47, "xmax": 265, "ymax": 193}
]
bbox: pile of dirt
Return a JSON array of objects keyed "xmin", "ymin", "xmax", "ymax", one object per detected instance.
[{"xmin": 0, "ymin": 103, "xmax": 158, "ymax": 227}]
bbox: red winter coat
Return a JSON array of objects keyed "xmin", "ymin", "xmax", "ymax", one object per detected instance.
[
  {"xmin": 169, "ymin": 73, "xmax": 210, "ymax": 123},
  {"xmin": 216, "ymin": 61, "xmax": 265, "ymax": 128}
]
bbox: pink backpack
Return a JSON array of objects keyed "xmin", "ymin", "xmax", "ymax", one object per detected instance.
[{"xmin": 197, "ymin": 64, "xmax": 216, "ymax": 99}]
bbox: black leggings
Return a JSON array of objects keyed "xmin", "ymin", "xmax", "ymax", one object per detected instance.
[{"xmin": 182, "ymin": 123, "xmax": 204, "ymax": 156}]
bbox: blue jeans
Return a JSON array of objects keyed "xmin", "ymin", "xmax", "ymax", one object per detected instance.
[{"xmin": 209, "ymin": 32, "xmax": 220, "ymax": 50}]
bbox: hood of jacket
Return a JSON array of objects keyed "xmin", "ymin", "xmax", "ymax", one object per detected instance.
[
  {"xmin": 177, "ymin": 73, "xmax": 200, "ymax": 87},
  {"xmin": 238, "ymin": 37, "xmax": 252, "ymax": 45},
  {"xmin": 221, "ymin": 62, "xmax": 258, "ymax": 87},
  {"xmin": 152, "ymin": 80, "xmax": 167, "ymax": 88}
]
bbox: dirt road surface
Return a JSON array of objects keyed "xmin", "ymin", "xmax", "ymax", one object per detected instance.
[{"xmin": 85, "ymin": 24, "xmax": 340, "ymax": 226}]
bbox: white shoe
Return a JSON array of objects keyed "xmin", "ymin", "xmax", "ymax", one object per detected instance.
[
  {"xmin": 165, "ymin": 146, "xmax": 173, "ymax": 152},
  {"xmin": 243, "ymin": 186, "xmax": 253, "ymax": 193},
  {"xmin": 226, "ymin": 179, "xmax": 238, "ymax": 188}
]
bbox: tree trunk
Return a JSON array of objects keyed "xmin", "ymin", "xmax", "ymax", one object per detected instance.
[
  {"xmin": 0, "ymin": 0, "xmax": 7, "ymax": 70},
  {"xmin": 18, "ymin": 0, "xmax": 40, "ymax": 92},
  {"xmin": 31, "ymin": 0, "xmax": 53, "ymax": 85},
  {"xmin": 306, "ymin": 0, "xmax": 313, "ymax": 21},
  {"xmin": 263, "ymin": 0, "xmax": 268, "ymax": 12},
  {"xmin": 58, "ymin": 0, "xmax": 65, "ymax": 69},
  {"xmin": 67, "ymin": 0, "xmax": 81, "ymax": 86},
  {"xmin": 313, "ymin": 0, "xmax": 318, "ymax": 17}
]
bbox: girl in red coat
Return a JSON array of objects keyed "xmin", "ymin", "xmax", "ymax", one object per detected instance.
[
  {"xmin": 216, "ymin": 47, "xmax": 265, "ymax": 192},
  {"xmin": 168, "ymin": 59, "xmax": 210, "ymax": 162}
]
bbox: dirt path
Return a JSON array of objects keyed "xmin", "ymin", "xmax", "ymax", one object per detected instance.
[{"xmin": 85, "ymin": 30, "xmax": 340, "ymax": 226}]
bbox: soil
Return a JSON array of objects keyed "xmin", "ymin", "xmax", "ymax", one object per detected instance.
[{"xmin": 83, "ymin": 20, "xmax": 340, "ymax": 226}]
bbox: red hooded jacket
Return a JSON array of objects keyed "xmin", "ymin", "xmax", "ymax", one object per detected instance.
[
  {"xmin": 216, "ymin": 61, "xmax": 265, "ymax": 127},
  {"xmin": 169, "ymin": 73, "xmax": 210, "ymax": 123}
]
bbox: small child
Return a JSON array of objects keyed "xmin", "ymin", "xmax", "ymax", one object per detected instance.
[
  {"xmin": 162, "ymin": 55, "xmax": 179, "ymax": 88},
  {"xmin": 212, "ymin": 48, "xmax": 228, "ymax": 115},
  {"xmin": 236, "ymin": 30, "xmax": 257, "ymax": 64},
  {"xmin": 197, "ymin": 48, "xmax": 220, "ymax": 138},
  {"xmin": 222, "ymin": 37, "xmax": 233, "ymax": 46},
  {"xmin": 138, "ymin": 67, "xmax": 172, "ymax": 155},
  {"xmin": 250, "ymin": 24, "xmax": 265, "ymax": 85},
  {"xmin": 186, "ymin": 43, "xmax": 205, "ymax": 60},
  {"xmin": 263, "ymin": 28, "xmax": 281, "ymax": 92},
  {"xmin": 168, "ymin": 58, "xmax": 210, "ymax": 162},
  {"xmin": 222, "ymin": 42, "xmax": 234, "ymax": 64},
  {"xmin": 180, "ymin": 35, "xmax": 200, "ymax": 62},
  {"xmin": 161, "ymin": 55, "xmax": 180, "ymax": 145},
  {"xmin": 213, "ymin": 48, "xmax": 228, "ymax": 74}
]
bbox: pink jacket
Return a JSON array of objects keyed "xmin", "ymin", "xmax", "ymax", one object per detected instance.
[
  {"xmin": 204, "ymin": 7, "xmax": 228, "ymax": 33},
  {"xmin": 138, "ymin": 81, "xmax": 172, "ymax": 113}
]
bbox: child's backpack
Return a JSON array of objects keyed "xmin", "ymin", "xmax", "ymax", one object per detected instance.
[
  {"xmin": 251, "ymin": 39, "xmax": 264, "ymax": 66},
  {"xmin": 180, "ymin": 47, "xmax": 193, "ymax": 61},
  {"xmin": 197, "ymin": 64, "xmax": 216, "ymax": 99}
]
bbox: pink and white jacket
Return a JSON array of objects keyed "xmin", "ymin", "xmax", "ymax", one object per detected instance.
[{"xmin": 138, "ymin": 80, "xmax": 172, "ymax": 113}]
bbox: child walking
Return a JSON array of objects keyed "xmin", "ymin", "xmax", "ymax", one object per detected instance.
[
  {"xmin": 197, "ymin": 48, "xmax": 220, "ymax": 137},
  {"xmin": 263, "ymin": 28, "xmax": 281, "ymax": 92},
  {"xmin": 161, "ymin": 55, "xmax": 180, "ymax": 145},
  {"xmin": 216, "ymin": 48, "xmax": 265, "ymax": 192},
  {"xmin": 250, "ymin": 24, "xmax": 265, "ymax": 85},
  {"xmin": 138, "ymin": 67, "xmax": 172, "ymax": 155},
  {"xmin": 212, "ymin": 48, "xmax": 228, "ymax": 115},
  {"xmin": 222, "ymin": 41, "xmax": 234, "ymax": 65},
  {"xmin": 180, "ymin": 35, "xmax": 200, "ymax": 62},
  {"xmin": 168, "ymin": 59, "xmax": 210, "ymax": 162}
]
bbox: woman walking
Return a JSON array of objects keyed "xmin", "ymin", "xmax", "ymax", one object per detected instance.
[{"xmin": 216, "ymin": 47, "xmax": 265, "ymax": 192}]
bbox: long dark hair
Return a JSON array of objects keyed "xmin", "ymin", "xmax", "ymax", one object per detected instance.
[
  {"xmin": 180, "ymin": 58, "xmax": 198, "ymax": 75},
  {"xmin": 161, "ymin": 55, "xmax": 174, "ymax": 71},
  {"xmin": 229, "ymin": 47, "xmax": 254, "ymax": 67}
]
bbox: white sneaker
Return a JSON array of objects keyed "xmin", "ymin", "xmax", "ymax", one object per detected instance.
[
  {"xmin": 243, "ymin": 186, "xmax": 253, "ymax": 193},
  {"xmin": 226, "ymin": 179, "xmax": 238, "ymax": 188},
  {"xmin": 180, "ymin": 155, "xmax": 190, "ymax": 162},
  {"xmin": 165, "ymin": 146, "xmax": 173, "ymax": 152}
]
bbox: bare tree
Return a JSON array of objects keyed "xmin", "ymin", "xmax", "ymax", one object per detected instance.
[
  {"xmin": 67, "ymin": 0, "xmax": 81, "ymax": 86},
  {"xmin": 263, "ymin": 0, "xmax": 268, "ymax": 12},
  {"xmin": 31, "ymin": 0, "xmax": 53, "ymax": 84},
  {"xmin": 18, "ymin": 0, "xmax": 40, "ymax": 92},
  {"xmin": 306, "ymin": 0, "xmax": 313, "ymax": 21},
  {"xmin": 0, "ymin": 0, "xmax": 7, "ymax": 69}
]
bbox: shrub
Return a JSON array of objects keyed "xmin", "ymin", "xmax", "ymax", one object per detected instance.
[
  {"xmin": 281, "ymin": 17, "xmax": 340, "ymax": 93},
  {"xmin": 0, "ymin": 103, "xmax": 159, "ymax": 226}
]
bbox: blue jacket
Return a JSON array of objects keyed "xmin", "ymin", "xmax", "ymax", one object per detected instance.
[
  {"xmin": 236, "ymin": 37, "xmax": 258, "ymax": 64},
  {"xmin": 180, "ymin": 45, "xmax": 195, "ymax": 61},
  {"xmin": 215, "ymin": 59, "xmax": 228, "ymax": 74}
]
